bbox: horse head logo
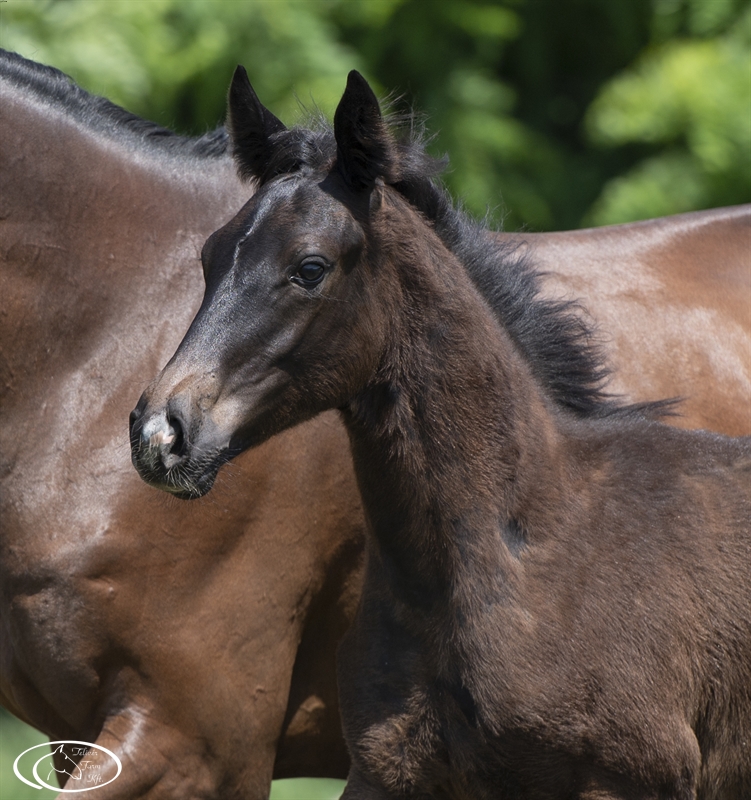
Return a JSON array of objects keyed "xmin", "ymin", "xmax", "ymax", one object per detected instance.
[
  {"xmin": 45, "ymin": 743, "xmax": 84, "ymax": 784},
  {"xmin": 13, "ymin": 739, "xmax": 121, "ymax": 793}
]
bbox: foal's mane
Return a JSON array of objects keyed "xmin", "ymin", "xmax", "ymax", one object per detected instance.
[
  {"xmin": 391, "ymin": 160, "xmax": 615, "ymax": 417},
  {"xmin": 250, "ymin": 110, "xmax": 668, "ymax": 419},
  {"xmin": 0, "ymin": 49, "xmax": 228, "ymax": 159}
]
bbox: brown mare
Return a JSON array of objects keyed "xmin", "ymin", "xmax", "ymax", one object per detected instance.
[
  {"xmin": 0, "ymin": 50, "xmax": 363, "ymax": 798},
  {"xmin": 131, "ymin": 70, "xmax": 751, "ymax": 798},
  {"xmin": 1, "ymin": 49, "xmax": 749, "ymax": 798}
]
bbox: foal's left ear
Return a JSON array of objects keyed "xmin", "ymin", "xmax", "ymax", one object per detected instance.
[
  {"xmin": 334, "ymin": 71, "xmax": 396, "ymax": 192},
  {"xmin": 227, "ymin": 65, "xmax": 287, "ymax": 181}
]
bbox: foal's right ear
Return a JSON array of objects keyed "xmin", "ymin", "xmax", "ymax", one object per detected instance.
[
  {"xmin": 334, "ymin": 70, "xmax": 396, "ymax": 192},
  {"xmin": 227, "ymin": 65, "xmax": 287, "ymax": 181}
]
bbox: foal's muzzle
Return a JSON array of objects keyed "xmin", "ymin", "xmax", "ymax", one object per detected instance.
[
  {"xmin": 129, "ymin": 394, "xmax": 228, "ymax": 499},
  {"xmin": 130, "ymin": 406, "xmax": 185, "ymax": 465},
  {"xmin": 129, "ymin": 404, "xmax": 195, "ymax": 498}
]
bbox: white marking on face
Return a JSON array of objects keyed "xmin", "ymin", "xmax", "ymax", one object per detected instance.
[
  {"xmin": 231, "ymin": 178, "xmax": 299, "ymax": 270},
  {"xmin": 149, "ymin": 430, "xmax": 175, "ymax": 447},
  {"xmin": 140, "ymin": 413, "xmax": 175, "ymax": 449}
]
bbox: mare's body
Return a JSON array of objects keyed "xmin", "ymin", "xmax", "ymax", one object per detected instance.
[
  {"xmin": 130, "ymin": 70, "xmax": 751, "ymax": 798},
  {"xmin": 2, "ymin": 51, "xmax": 749, "ymax": 798},
  {"xmin": 0, "ymin": 50, "xmax": 362, "ymax": 799},
  {"xmin": 522, "ymin": 208, "xmax": 751, "ymax": 435}
]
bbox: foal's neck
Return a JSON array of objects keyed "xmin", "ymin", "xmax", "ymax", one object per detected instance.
[{"xmin": 343, "ymin": 200, "xmax": 565, "ymax": 611}]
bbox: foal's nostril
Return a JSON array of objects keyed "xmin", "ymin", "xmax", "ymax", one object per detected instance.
[
  {"xmin": 164, "ymin": 414, "xmax": 186, "ymax": 459},
  {"xmin": 130, "ymin": 409, "xmax": 190, "ymax": 475},
  {"xmin": 149, "ymin": 413, "xmax": 188, "ymax": 472}
]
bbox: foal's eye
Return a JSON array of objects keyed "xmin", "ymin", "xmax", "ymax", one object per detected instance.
[{"xmin": 291, "ymin": 259, "xmax": 327, "ymax": 289}]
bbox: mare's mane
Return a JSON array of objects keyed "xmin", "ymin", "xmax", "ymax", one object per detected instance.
[
  {"xmin": 0, "ymin": 49, "xmax": 228, "ymax": 159},
  {"xmin": 248, "ymin": 110, "xmax": 669, "ymax": 419}
]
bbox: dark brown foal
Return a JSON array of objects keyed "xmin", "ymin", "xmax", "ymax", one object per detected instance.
[{"xmin": 131, "ymin": 70, "xmax": 750, "ymax": 798}]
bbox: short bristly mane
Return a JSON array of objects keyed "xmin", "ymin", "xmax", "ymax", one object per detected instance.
[
  {"xmin": 242, "ymin": 109, "xmax": 671, "ymax": 419},
  {"xmin": 390, "ymin": 159, "xmax": 615, "ymax": 417},
  {"xmin": 0, "ymin": 48, "xmax": 228, "ymax": 159}
]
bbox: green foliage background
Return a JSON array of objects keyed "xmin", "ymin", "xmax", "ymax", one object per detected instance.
[
  {"xmin": 0, "ymin": 1, "xmax": 748, "ymax": 795},
  {"xmin": 1, "ymin": 0, "xmax": 748, "ymax": 231}
]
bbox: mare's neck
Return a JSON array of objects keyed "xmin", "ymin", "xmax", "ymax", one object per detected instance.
[
  {"xmin": 342, "ymin": 202, "xmax": 566, "ymax": 610},
  {"xmin": 0, "ymin": 81, "xmax": 245, "ymax": 398}
]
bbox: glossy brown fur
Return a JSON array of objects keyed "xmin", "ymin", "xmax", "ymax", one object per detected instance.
[
  {"xmin": 521, "ymin": 207, "xmax": 751, "ymax": 436},
  {"xmin": 2, "ymin": 52, "xmax": 750, "ymax": 798},
  {"xmin": 0, "ymin": 51, "xmax": 362, "ymax": 798},
  {"xmin": 131, "ymin": 71, "xmax": 751, "ymax": 798}
]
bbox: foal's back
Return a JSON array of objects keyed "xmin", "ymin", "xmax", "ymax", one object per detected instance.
[{"xmin": 448, "ymin": 411, "xmax": 751, "ymax": 797}]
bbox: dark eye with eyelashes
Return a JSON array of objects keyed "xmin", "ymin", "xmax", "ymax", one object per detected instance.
[{"xmin": 290, "ymin": 258, "xmax": 328, "ymax": 289}]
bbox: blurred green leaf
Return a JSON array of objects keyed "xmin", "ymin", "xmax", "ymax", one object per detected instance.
[
  {"xmin": 585, "ymin": 5, "xmax": 750, "ymax": 224},
  {"xmin": 0, "ymin": 1, "xmax": 748, "ymax": 233},
  {"xmin": 443, "ymin": 3, "xmax": 521, "ymax": 40},
  {"xmin": 1, "ymin": 0, "xmax": 363, "ymax": 129},
  {"xmin": 585, "ymin": 151, "xmax": 705, "ymax": 223}
]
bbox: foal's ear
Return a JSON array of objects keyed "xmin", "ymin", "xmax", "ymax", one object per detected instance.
[
  {"xmin": 334, "ymin": 71, "xmax": 396, "ymax": 192},
  {"xmin": 227, "ymin": 65, "xmax": 287, "ymax": 181}
]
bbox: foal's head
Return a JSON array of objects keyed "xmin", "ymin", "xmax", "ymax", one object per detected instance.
[{"xmin": 130, "ymin": 70, "xmax": 415, "ymax": 498}]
